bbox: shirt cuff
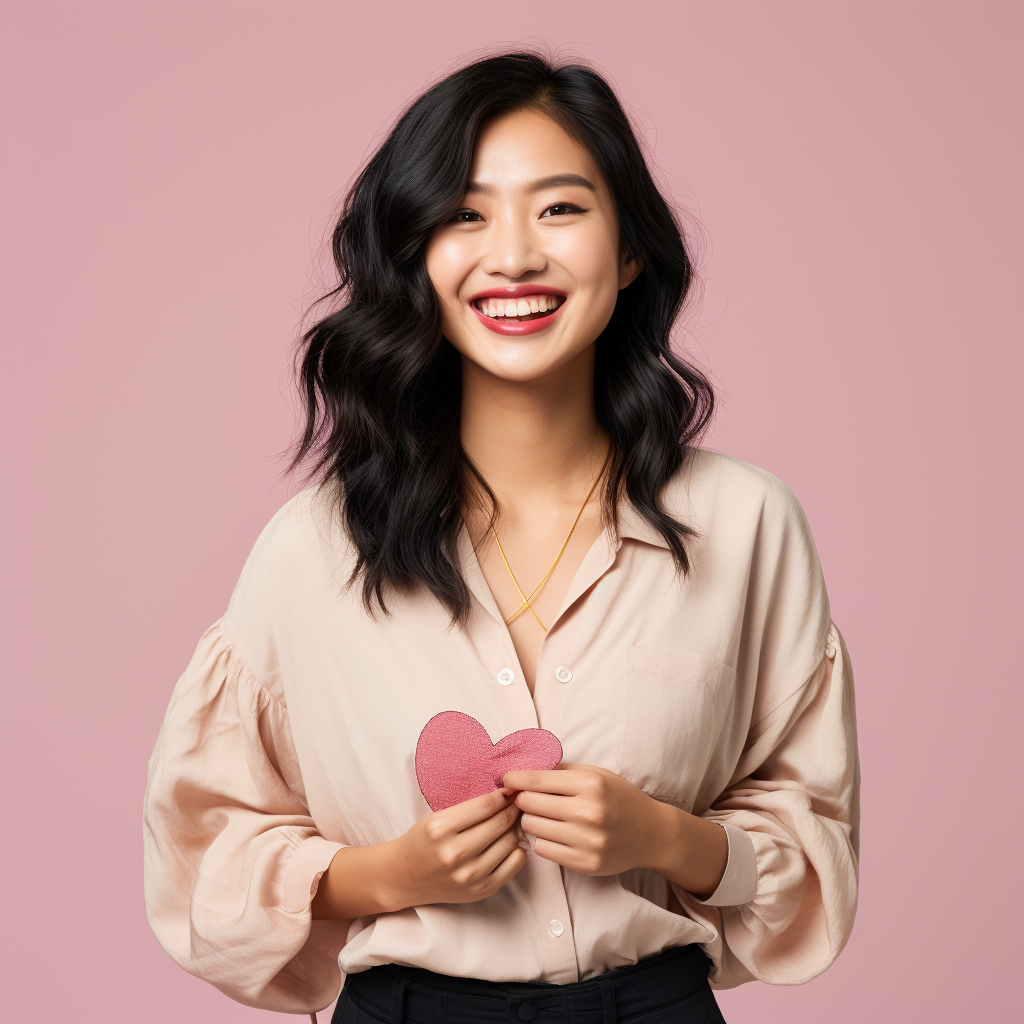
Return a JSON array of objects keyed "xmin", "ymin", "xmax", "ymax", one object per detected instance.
[
  {"xmin": 282, "ymin": 835, "xmax": 350, "ymax": 914},
  {"xmin": 692, "ymin": 821, "xmax": 758, "ymax": 907}
]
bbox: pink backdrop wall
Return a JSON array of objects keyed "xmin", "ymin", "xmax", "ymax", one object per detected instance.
[{"xmin": 2, "ymin": 2, "xmax": 1019, "ymax": 1021}]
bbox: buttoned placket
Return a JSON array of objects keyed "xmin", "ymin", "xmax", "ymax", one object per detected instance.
[{"xmin": 457, "ymin": 520, "xmax": 624, "ymax": 984}]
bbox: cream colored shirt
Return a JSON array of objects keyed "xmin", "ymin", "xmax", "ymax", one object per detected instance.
[{"xmin": 142, "ymin": 448, "xmax": 860, "ymax": 1015}]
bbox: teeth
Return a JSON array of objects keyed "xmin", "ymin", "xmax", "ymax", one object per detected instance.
[{"xmin": 475, "ymin": 294, "xmax": 563, "ymax": 318}]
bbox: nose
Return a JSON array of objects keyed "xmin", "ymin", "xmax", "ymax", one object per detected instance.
[{"xmin": 478, "ymin": 214, "xmax": 546, "ymax": 279}]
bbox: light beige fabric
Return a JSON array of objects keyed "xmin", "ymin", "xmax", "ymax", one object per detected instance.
[{"xmin": 142, "ymin": 447, "xmax": 860, "ymax": 1014}]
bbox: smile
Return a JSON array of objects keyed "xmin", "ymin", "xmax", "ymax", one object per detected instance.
[{"xmin": 470, "ymin": 294, "xmax": 568, "ymax": 336}]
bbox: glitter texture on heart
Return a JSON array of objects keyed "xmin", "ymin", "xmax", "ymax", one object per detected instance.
[{"xmin": 414, "ymin": 710, "xmax": 564, "ymax": 811}]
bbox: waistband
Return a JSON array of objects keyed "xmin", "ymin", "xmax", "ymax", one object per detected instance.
[{"xmin": 342, "ymin": 943, "xmax": 712, "ymax": 1024}]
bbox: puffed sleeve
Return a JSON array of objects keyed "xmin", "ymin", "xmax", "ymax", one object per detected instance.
[
  {"xmin": 142, "ymin": 616, "xmax": 351, "ymax": 1014},
  {"xmin": 675, "ymin": 474, "xmax": 861, "ymax": 987}
]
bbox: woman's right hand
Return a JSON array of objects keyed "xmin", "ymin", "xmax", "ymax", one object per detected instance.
[{"xmin": 384, "ymin": 787, "xmax": 528, "ymax": 908}]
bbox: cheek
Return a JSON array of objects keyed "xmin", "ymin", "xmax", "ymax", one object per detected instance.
[
  {"xmin": 550, "ymin": 224, "xmax": 621, "ymax": 307},
  {"xmin": 426, "ymin": 235, "xmax": 472, "ymax": 281},
  {"xmin": 424, "ymin": 237, "xmax": 469, "ymax": 312}
]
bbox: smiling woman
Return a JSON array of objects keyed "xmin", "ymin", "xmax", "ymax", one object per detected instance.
[{"xmin": 143, "ymin": 47, "xmax": 859, "ymax": 1024}]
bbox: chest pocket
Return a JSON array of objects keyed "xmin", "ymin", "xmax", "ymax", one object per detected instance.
[{"xmin": 622, "ymin": 645, "xmax": 737, "ymax": 804}]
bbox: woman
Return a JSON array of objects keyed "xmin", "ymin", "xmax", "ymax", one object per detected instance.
[{"xmin": 143, "ymin": 50, "xmax": 860, "ymax": 1024}]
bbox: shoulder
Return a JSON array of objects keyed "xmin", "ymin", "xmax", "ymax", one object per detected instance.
[
  {"xmin": 234, "ymin": 478, "xmax": 355, "ymax": 585},
  {"xmin": 665, "ymin": 446, "xmax": 812, "ymax": 537},
  {"xmin": 221, "ymin": 479, "xmax": 356, "ymax": 685},
  {"xmin": 669, "ymin": 448, "xmax": 832, "ymax": 664},
  {"xmin": 665, "ymin": 447, "xmax": 827, "ymax": 605}
]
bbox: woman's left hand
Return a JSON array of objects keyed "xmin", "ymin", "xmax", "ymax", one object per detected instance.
[{"xmin": 502, "ymin": 763, "xmax": 677, "ymax": 877}]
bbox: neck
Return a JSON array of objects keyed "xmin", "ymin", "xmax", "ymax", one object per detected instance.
[{"xmin": 459, "ymin": 346, "xmax": 609, "ymax": 516}]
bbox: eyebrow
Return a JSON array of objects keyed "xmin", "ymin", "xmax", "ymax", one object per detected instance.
[{"xmin": 464, "ymin": 173, "xmax": 597, "ymax": 195}]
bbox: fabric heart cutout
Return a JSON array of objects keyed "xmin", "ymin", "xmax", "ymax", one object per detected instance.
[{"xmin": 415, "ymin": 710, "xmax": 564, "ymax": 811}]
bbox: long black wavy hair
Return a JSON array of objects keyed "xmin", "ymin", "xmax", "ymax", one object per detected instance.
[{"xmin": 285, "ymin": 47, "xmax": 715, "ymax": 629}]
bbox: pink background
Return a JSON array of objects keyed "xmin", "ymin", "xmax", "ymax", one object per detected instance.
[{"xmin": 2, "ymin": 2, "xmax": 1019, "ymax": 1021}]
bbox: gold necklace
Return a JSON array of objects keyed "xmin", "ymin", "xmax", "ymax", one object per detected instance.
[{"xmin": 490, "ymin": 449, "xmax": 610, "ymax": 632}]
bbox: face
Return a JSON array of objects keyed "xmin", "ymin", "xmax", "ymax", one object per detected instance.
[{"xmin": 424, "ymin": 107, "xmax": 641, "ymax": 383}]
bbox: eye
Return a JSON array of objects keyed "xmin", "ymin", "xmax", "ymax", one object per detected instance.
[
  {"xmin": 447, "ymin": 202, "xmax": 588, "ymax": 224},
  {"xmin": 542, "ymin": 202, "xmax": 587, "ymax": 217}
]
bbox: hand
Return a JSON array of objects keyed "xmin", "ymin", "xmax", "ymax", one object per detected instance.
[
  {"xmin": 385, "ymin": 787, "xmax": 528, "ymax": 908},
  {"xmin": 503, "ymin": 763, "xmax": 672, "ymax": 877}
]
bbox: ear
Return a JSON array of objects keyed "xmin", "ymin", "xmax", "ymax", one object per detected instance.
[{"xmin": 618, "ymin": 249, "xmax": 643, "ymax": 290}]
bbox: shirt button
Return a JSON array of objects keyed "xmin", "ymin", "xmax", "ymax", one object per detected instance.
[
  {"xmin": 497, "ymin": 668, "xmax": 515, "ymax": 686},
  {"xmin": 555, "ymin": 665, "xmax": 573, "ymax": 683},
  {"xmin": 826, "ymin": 644, "xmax": 836, "ymax": 659},
  {"xmin": 548, "ymin": 918, "xmax": 564, "ymax": 937}
]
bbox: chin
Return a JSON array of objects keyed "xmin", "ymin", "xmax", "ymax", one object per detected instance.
[
  {"xmin": 448, "ymin": 332, "xmax": 552, "ymax": 375},
  {"xmin": 492, "ymin": 366, "xmax": 559, "ymax": 383},
  {"xmin": 477, "ymin": 348, "xmax": 573, "ymax": 383}
]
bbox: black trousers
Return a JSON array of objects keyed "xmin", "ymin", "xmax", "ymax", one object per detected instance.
[{"xmin": 331, "ymin": 943, "xmax": 727, "ymax": 1024}]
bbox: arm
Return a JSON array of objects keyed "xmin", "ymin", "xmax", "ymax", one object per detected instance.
[
  {"xmin": 143, "ymin": 620, "xmax": 351, "ymax": 1014},
  {"xmin": 665, "ymin": 473, "xmax": 861, "ymax": 986},
  {"xmin": 673, "ymin": 627, "xmax": 860, "ymax": 986}
]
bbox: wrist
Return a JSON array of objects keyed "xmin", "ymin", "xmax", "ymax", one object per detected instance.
[
  {"xmin": 643, "ymin": 798, "xmax": 729, "ymax": 899},
  {"xmin": 373, "ymin": 836, "xmax": 418, "ymax": 914},
  {"xmin": 312, "ymin": 839, "xmax": 415, "ymax": 918},
  {"xmin": 642, "ymin": 796, "xmax": 690, "ymax": 876}
]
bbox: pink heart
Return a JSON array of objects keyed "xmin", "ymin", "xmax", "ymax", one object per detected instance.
[{"xmin": 415, "ymin": 710, "xmax": 564, "ymax": 812}]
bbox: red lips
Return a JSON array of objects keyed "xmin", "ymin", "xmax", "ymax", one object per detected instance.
[{"xmin": 469, "ymin": 289, "xmax": 568, "ymax": 337}]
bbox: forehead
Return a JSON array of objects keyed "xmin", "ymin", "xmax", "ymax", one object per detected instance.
[{"xmin": 466, "ymin": 107, "xmax": 605, "ymax": 198}]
